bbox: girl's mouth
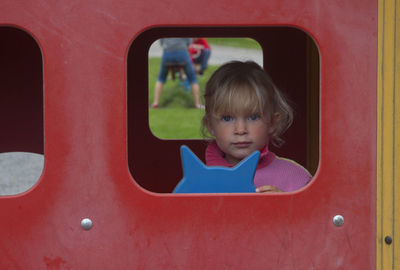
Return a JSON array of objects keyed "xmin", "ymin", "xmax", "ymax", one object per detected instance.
[{"xmin": 233, "ymin": 142, "xmax": 251, "ymax": 148}]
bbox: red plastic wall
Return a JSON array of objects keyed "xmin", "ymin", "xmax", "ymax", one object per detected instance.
[{"xmin": 0, "ymin": 0, "xmax": 376, "ymax": 269}]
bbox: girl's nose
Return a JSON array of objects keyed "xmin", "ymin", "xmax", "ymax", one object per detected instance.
[{"xmin": 234, "ymin": 119, "xmax": 247, "ymax": 134}]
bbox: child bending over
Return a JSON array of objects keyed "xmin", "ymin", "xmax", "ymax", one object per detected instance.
[{"xmin": 202, "ymin": 61, "xmax": 311, "ymax": 192}]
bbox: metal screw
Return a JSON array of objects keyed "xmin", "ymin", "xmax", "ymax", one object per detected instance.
[
  {"xmin": 332, "ymin": 215, "xmax": 344, "ymax": 227},
  {"xmin": 81, "ymin": 218, "xmax": 93, "ymax": 230},
  {"xmin": 385, "ymin": 236, "xmax": 392, "ymax": 245}
]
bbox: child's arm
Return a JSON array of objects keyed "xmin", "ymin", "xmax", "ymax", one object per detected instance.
[{"xmin": 256, "ymin": 185, "xmax": 283, "ymax": 193}]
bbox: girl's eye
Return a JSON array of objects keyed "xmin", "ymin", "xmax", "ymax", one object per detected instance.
[
  {"xmin": 221, "ymin": 115, "xmax": 233, "ymax": 122},
  {"xmin": 248, "ymin": 114, "xmax": 260, "ymax": 121}
]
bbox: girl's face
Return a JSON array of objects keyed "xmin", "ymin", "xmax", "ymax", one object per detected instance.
[{"xmin": 209, "ymin": 111, "xmax": 272, "ymax": 165}]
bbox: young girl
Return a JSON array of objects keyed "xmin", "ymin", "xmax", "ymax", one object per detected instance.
[{"xmin": 202, "ymin": 61, "xmax": 311, "ymax": 192}]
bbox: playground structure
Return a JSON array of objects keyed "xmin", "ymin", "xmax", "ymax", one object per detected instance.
[{"xmin": 0, "ymin": 0, "xmax": 399, "ymax": 269}]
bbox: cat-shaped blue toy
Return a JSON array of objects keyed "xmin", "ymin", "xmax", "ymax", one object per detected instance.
[{"xmin": 173, "ymin": 145, "xmax": 260, "ymax": 193}]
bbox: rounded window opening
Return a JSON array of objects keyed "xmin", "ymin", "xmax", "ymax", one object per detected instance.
[
  {"xmin": 148, "ymin": 38, "xmax": 263, "ymax": 140},
  {"xmin": 127, "ymin": 27, "xmax": 319, "ymax": 194},
  {"xmin": 0, "ymin": 27, "xmax": 44, "ymax": 195}
]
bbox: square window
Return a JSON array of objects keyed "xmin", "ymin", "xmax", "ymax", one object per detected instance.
[{"xmin": 127, "ymin": 27, "xmax": 319, "ymax": 193}]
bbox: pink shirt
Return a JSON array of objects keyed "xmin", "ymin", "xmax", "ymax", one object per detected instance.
[{"xmin": 205, "ymin": 141, "xmax": 311, "ymax": 192}]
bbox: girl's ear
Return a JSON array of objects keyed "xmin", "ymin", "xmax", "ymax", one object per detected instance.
[
  {"xmin": 269, "ymin": 112, "xmax": 280, "ymax": 134},
  {"xmin": 209, "ymin": 126, "xmax": 215, "ymax": 136}
]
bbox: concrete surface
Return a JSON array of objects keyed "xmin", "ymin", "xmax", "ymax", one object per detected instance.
[{"xmin": 149, "ymin": 41, "xmax": 263, "ymax": 66}]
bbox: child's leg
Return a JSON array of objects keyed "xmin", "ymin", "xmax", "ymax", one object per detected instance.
[
  {"xmin": 190, "ymin": 83, "xmax": 202, "ymax": 108},
  {"xmin": 152, "ymin": 81, "xmax": 163, "ymax": 107}
]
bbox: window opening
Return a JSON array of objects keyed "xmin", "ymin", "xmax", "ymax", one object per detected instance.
[
  {"xmin": 148, "ymin": 38, "xmax": 263, "ymax": 140},
  {"xmin": 0, "ymin": 27, "xmax": 44, "ymax": 195},
  {"xmin": 127, "ymin": 27, "xmax": 319, "ymax": 193}
]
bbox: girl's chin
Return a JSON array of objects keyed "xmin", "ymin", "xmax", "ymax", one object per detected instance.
[{"xmin": 226, "ymin": 153, "xmax": 252, "ymax": 164}]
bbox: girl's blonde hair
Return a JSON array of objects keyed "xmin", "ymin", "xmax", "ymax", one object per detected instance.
[{"xmin": 202, "ymin": 61, "xmax": 293, "ymax": 147}]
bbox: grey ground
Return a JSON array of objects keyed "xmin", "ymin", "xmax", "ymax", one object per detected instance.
[
  {"xmin": 0, "ymin": 153, "xmax": 44, "ymax": 195},
  {"xmin": 148, "ymin": 42, "xmax": 263, "ymax": 66},
  {"xmin": 0, "ymin": 44, "xmax": 262, "ymax": 195}
]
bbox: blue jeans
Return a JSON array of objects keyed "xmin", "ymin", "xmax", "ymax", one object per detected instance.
[
  {"xmin": 194, "ymin": 49, "xmax": 211, "ymax": 72},
  {"xmin": 157, "ymin": 50, "xmax": 198, "ymax": 84}
]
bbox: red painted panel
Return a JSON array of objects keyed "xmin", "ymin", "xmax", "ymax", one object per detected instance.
[{"xmin": 0, "ymin": 0, "xmax": 376, "ymax": 269}]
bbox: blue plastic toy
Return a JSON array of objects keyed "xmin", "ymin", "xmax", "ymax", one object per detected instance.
[{"xmin": 173, "ymin": 145, "xmax": 260, "ymax": 193}]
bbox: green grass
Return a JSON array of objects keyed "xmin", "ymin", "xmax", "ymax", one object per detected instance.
[
  {"xmin": 149, "ymin": 107, "xmax": 205, "ymax": 139},
  {"xmin": 148, "ymin": 57, "xmax": 217, "ymax": 139},
  {"xmin": 207, "ymin": 38, "xmax": 262, "ymax": 50},
  {"xmin": 148, "ymin": 37, "xmax": 260, "ymax": 139}
]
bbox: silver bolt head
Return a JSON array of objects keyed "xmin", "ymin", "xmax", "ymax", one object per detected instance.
[
  {"xmin": 81, "ymin": 218, "xmax": 93, "ymax": 230},
  {"xmin": 332, "ymin": 215, "xmax": 344, "ymax": 227}
]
